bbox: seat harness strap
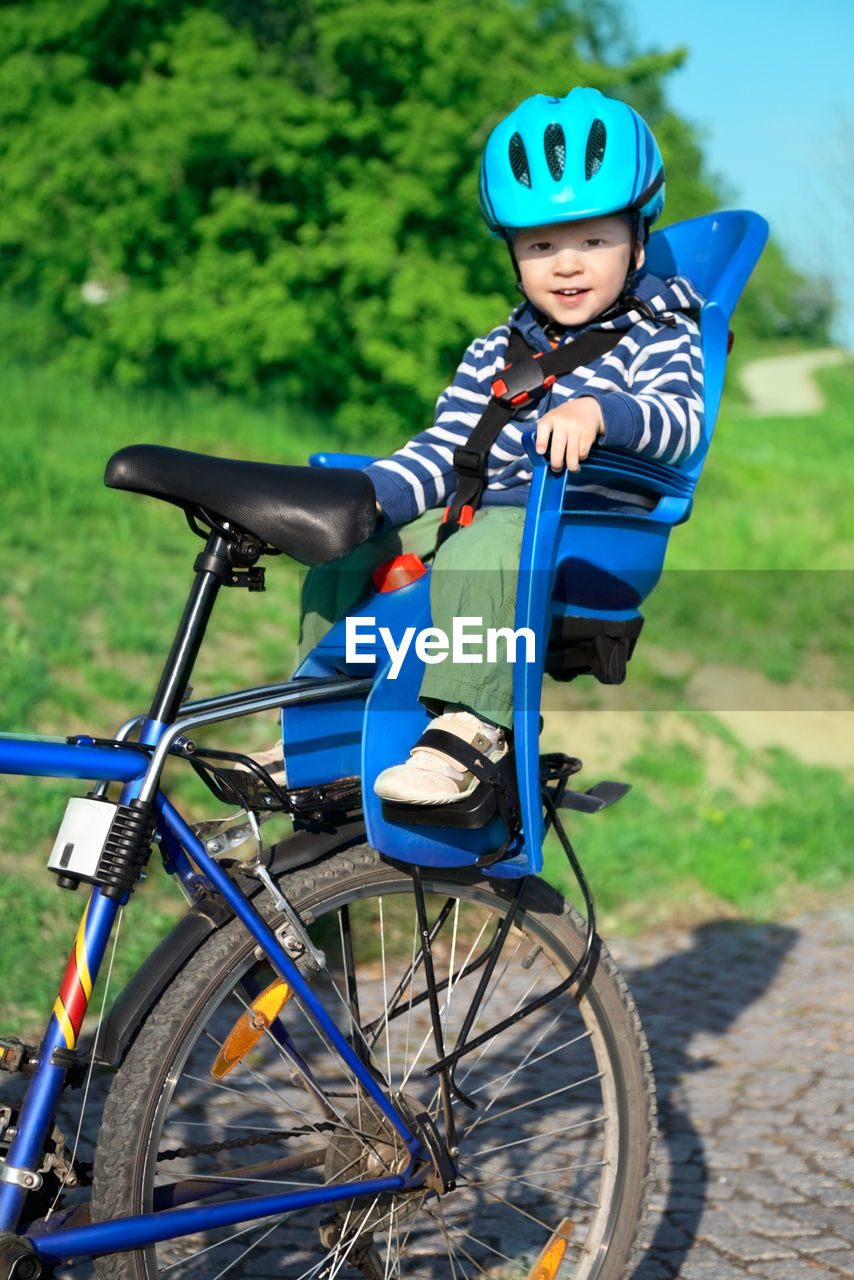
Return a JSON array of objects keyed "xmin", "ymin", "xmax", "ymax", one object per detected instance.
[{"xmin": 435, "ymin": 323, "xmax": 624, "ymax": 549}]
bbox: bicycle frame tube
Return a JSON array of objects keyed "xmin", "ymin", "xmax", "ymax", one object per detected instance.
[
  {"xmin": 0, "ymin": 735, "xmax": 155, "ymax": 1227},
  {"xmin": 1, "ymin": 708, "xmax": 178, "ymax": 1225},
  {"xmin": 0, "ymin": 676, "xmax": 371, "ymax": 784},
  {"xmin": 28, "ymin": 1173, "xmax": 417, "ymax": 1261},
  {"xmin": 0, "ymin": 887, "xmax": 124, "ymax": 1226},
  {"xmin": 0, "ymin": 735, "xmax": 149, "ymax": 782}
]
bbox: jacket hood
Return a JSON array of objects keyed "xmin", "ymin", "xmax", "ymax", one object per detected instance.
[{"xmin": 511, "ymin": 272, "xmax": 704, "ymax": 350}]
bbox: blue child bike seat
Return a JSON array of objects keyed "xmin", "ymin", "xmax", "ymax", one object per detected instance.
[{"xmin": 289, "ymin": 210, "xmax": 769, "ymax": 877}]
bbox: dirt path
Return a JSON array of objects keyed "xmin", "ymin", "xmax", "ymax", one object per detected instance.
[
  {"xmin": 541, "ymin": 661, "xmax": 854, "ymax": 787},
  {"xmin": 739, "ymin": 348, "xmax": 850, "ymax": 415}
]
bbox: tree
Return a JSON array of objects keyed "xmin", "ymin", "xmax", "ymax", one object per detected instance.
[{"xmin": 0, "ymin": 0, "xmax": 789, "ymax": 444}]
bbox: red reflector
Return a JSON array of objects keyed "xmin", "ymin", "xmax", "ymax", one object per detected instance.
[
  {"xmin": 372, "ymin": 554, "xmax": 427, "ymax": 593},
  {"xmin": 727, "ymin": 329, "xmax": 735, "ymax": 354}
]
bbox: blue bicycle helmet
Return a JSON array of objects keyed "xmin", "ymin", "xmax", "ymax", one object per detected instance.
[{"xmin": 479, "ymin": 87, "xmax": 665, "ymax": 243}]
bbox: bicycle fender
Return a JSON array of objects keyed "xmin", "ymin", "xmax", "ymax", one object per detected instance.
[
  {"xmin": 96, "ymin": 817, "xmax": 366, "ymax": 1067},
  {"xmin": 95, "ymin": 897, "xmax": 230, "ymax": 1067}
]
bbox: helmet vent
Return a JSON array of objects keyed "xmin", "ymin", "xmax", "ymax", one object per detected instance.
[
  {"xmin": 585, "ymin": 119, "xmax": 607, "ymax": 179},
  {"xmin": 508, "ymin": 132, "xmax": 531, "ymax": 188},
  {"xmin": 543, "ymin": 123, "xmax": 566, "ymax": 180}
]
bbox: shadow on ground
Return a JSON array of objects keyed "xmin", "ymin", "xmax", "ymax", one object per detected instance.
[{"xmin": 626, "ymin": 918, "xmax": 799, "ymax": 1279}]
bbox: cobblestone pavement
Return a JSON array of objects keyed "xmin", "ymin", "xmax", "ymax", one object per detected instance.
[{"xmin": 607, "ymin": 908, "xmax": 854, "ymax": 1280}]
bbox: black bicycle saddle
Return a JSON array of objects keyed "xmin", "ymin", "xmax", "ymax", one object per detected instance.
[{"xmin": 105, "ymin": 444, "xmax": 378, "ymax": 567}]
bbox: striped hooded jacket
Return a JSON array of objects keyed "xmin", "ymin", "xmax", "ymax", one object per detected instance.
[{"xmin": 365, "ymin": 273, "xmax": 705, "ymax": 529}]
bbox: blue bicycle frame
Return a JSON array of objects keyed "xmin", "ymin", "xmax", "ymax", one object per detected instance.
[{"xmin": 0, "ymin": 675, "xmax": 434, "ymax": 1261}]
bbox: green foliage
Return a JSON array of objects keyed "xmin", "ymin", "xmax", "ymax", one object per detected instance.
[
  {"xmin": 0, "ymin": 0, "xmax": 722, "ymax": 442},
  {"xmin": 543, "ymin": 741, "xmax": 854, "ymax": 930},
  {"xmin": 731, "ymin": 239, "xmax": 834, "ymax": 345},
  {"xmin": 0, "ymin": 0, "xmax": 834, "ymax": 439}
]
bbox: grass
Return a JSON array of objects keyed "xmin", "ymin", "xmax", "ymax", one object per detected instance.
[
  {"xmin": 0, "ymin": 362, "xmax": 330, "ymax": 730},
  {"xmin": 0, "ymin": 336, "xmax": 852, "ymax": 1032},
  {"xmin": 542, "ymin": 730, "xmax": 854, "ymax": 935},
  {"xmin": 547, "ymin": 356, "xmax": 854, "ymax": 708},
  {"xmin": 653, "ymin": 359, "xmax": 854, "ymax": 685},
  {"xmin": 0, "ymin": 860, "xmax": 179, "ymax": 1035}
]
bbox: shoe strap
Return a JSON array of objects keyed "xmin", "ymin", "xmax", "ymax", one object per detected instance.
[
  {"xmin": 413, "ymin": 727, "xmax": 496, "ymax": 770},
  {"xmin": 415, "ymin": 730, "xmax": 520, "ymax": 834}
]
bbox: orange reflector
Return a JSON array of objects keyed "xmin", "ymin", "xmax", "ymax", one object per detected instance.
[
  {"xmin": 211, "ymin": 979, "xmax": 293, "ymax": 1079},
  {"xmin": 526, "ymin": 1218, "xmax": 574, "ymax": 1280}
]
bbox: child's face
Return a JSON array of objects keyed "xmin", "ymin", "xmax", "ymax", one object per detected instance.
[{"xmin": 513, "ymin": 215, "xmax": 643, "ymax": 327}]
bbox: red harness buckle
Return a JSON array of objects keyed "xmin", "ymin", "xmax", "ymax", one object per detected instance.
[
  {"xmin": 441, "ymin": 504, "xmax": 474, "ymax": 528},
  {"xmin": 372, "ymin": 553, "xmax": 428, "ymax": 593},
  {"xmin": 491, "ymin": 351, "xmax": 556, "ymax": 407}
]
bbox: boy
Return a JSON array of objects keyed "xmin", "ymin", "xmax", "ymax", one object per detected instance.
[{"xmin": 299, "ymin": 87, "xmax": 704, "ymax": 805}]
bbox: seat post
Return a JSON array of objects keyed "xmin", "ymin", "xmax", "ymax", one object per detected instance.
[{"xmin": 148, "ymin": 531, "xmax": 232, "ymax": 726}]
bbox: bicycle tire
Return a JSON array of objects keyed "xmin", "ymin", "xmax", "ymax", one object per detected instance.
[{"xmin": 92, "ymin": 844, "xmax": 656, "ymax": 1279}]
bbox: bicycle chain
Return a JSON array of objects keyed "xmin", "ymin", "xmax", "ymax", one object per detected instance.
[{"xmin": 158, "ymin": 1120, "xmax": 340, "ymax": 1163}]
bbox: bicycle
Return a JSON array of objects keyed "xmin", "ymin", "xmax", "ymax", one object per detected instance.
[
  {"xmin": 0, "ymin": 209, "xmax": 768, "ymax": 1280},
  {"xmin": 0, "ymin": 433, "xmax": 657, "ymax": 1280}
]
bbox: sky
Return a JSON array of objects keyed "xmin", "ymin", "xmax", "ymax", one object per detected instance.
[{"xmin": 617, "ymin": 0, "xmax": 854, "ymax": 348}]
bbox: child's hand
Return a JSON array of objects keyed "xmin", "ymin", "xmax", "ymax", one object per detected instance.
[{"xmin": 535, "ymin": 397, "xmax": 604, "ymax": 472}]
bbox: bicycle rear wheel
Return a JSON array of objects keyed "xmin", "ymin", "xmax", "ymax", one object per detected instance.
[{"xmin": 92, "ymin": 845, "xmax": 655, "ymax": 1279}]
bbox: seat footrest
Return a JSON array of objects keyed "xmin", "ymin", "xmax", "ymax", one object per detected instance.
[{"xmin": 380, "ymin": 753, "xmax": 516, "ymax": 830}]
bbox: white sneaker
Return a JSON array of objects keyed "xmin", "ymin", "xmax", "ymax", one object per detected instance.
[{"xmin": 373, "ymin": 710, "xmax": 508, "ymax": 806}]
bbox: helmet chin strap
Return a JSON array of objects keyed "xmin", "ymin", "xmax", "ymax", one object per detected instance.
[
  {"xmin": 505, "ymin": 237, "xmax": 525, "ymax": 293},
  {"xmin": 623, "ymin": 211, "xmax": 644, "ymax": 287}
]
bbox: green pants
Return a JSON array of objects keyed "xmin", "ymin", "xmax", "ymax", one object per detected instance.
[{"xmin": 299, "ymin": 506, "xmax": 526, "ymax": 729}]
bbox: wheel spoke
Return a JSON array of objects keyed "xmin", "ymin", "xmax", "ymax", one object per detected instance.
[
  {"xmin": 474, "ymin": 1114, "xmax": 607, "ymax": 1157},
  {"xmin": 468, "ymin": 1028, "xmax": 593, "ymax": 1097},
  {"xmin": 433, "ymin": 1198, "xmax": 478, "ymax": 1279},
  {"xmin": 158, "ymin": 1214, "xmax": 285, "ymax": 1275},
  {"xmin": 206, "ymin": 1213, "xmax": 289, "ymax": 1280},
  {"xmin": 466, "ymin": 1072, "xmax": 604, "ymax": 1130},
  {"xmin": 459, "ymin": 1165, "xmax": 600, "ymax": 1212},
  {"xmin": 377, "ymin": 896, "xmax": 395, "ymax": 1090},
  {"xmin": 445, "ymin": 1224, "xmax": 522, "ymax": 1269},
  {"xmin": 455, "ymin": 1177, "xmax": 556, "ymax": 1234},
  {"xmin": 455, "ymin": 954, "xmax": 552, "ymax": 1093}
]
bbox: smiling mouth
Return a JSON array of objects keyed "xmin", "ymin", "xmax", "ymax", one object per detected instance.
[{"xmin": 553, "ymin": 288, "xmax": 589, "ymax": 297}]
